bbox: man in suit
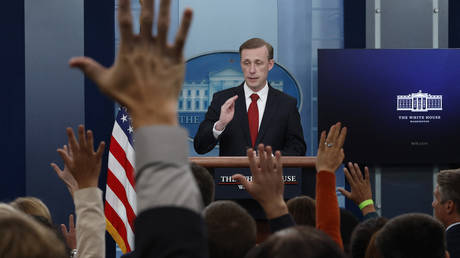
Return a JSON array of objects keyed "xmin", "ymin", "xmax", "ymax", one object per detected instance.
[
  {"xmin": 433, "ymin": 169, "xmax": 460, "ymax": 258},
  {"xmin": 194, "ymin": 38, "xmax": 306, "ymax": 156}
]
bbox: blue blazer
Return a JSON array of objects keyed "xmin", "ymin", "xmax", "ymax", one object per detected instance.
[{"xmin": 194, "ymin": 83, "xmax": 306, "ymax": 156}]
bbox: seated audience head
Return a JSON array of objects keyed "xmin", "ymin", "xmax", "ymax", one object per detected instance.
[
  {"xmin": 433, "ymin": 169, "xmax": 460, "ymax": 227},
  {"xmin": 287, "ymin": 195, "xmax": 316, "ymax": 226},
  {"xmin": 10, "ymin": 196, "xmax": 52, "ymax": 225},
  {"xmin": 203, "ymin": 200, "xmax": 256, "ymax": 258},
  {"xmin": 246, "ymin": 226, "xmax": 345, "ymax": 258},
  {"xmin": 375, "ymin": 213, "xmax": 447, "ymax": 258},
  {"xmin": 190, "ymin": 162, "xmax": 215, "ymax": 206},
  {"xmin": 364, "ymin": 232, "xmax": 380, "ymax": 258},
  {"xmin": 350, "ymin": 217, "xmax": 388, "ymax": 258},
  {"xmin": 0, "ymin": 204, "xmax": 66, "ymax": 258},
  {"xmin": 340, "ymin": 208, "xmax": 360, "ymax": 254}
]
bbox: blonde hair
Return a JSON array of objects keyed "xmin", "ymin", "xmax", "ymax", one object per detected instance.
[
  {"xmin": 0, "ymin": 204, "xmax": 66, "ymax": 258},
  {"xmin": 10, "ymin": 197, "xmax": 52, "ymax": 224}
]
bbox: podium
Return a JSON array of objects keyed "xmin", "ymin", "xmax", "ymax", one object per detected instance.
[
  {"xmin": 189, "ymin": 156, "xmax": 316, "ymax": 168},
  {"xmin": 189, "ymin": 156, "xmax": 317, "ymax": 242}
]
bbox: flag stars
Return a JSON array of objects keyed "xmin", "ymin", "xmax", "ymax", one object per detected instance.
[
  {"xmin": 121, "ymin": 114, "xmax": 128, "ymax": 123},
  {"xmin": 128, "ymin": 126, "xmax": 134, "ymax": 134}
]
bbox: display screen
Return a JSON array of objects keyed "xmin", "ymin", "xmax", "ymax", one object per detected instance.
[{"xmin": 318, "ymin": 49, "xmax": 460, "ymax": 164}]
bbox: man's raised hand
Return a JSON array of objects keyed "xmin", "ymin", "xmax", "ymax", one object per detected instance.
[
  {"xmin": 215, "ymin": 95, "xmax": 238, "ymax": 131},
  {"xmin": 69, "ymin": 0, "xmax": 193, "ymax": 128}
]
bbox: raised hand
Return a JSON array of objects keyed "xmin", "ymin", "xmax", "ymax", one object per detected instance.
[
  {"xmin": 60, "ymin": 214, "xmax": 77, "ymax": 250},
  {"xmin": 232, "ymin": 144, "xmax": 287, "ymax": 219},
  {"xmin": 215, "ymin": 95, "xmax": 238, "ymax": 131},
  {"xmin": 338, "ymin": 162, "xmax": 376, "ymax": 215},
  {"xmin": 56, "ymin": 125, "xmax": 105, "ymax": 189},
  {"xmin": 316, "ymin": 122, "xmax": 347, "ymax": 173},
  {"xmin": 69, "ymin": 0, "xmax": 193, "ymax": 128},
  {"xmin": 51, "ymin": 145, "xmax": 79, "ymax": 196}
]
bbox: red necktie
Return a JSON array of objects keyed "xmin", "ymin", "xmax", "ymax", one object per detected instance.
[{"xmin": 248, "ymin": 93, "xmax": 259, "ymax": 147}]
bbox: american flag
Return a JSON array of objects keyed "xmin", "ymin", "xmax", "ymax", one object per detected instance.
[{"xmin": 105, "ymin": 107, "xmax": 136, "ymax": 253}]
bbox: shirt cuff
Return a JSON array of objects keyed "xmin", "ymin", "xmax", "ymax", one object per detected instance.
[{"xmin": 212, "ymin": 122, "xmax": 224, "ymax": 139}]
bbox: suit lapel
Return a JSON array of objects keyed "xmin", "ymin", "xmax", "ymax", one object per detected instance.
[
  {"xmin": 256, "ymin": 86, "xmax": 279, "ymax": 145},
  {"xmin": 234, "ymin": 84, "xmax": 252, "ymax": 148}
]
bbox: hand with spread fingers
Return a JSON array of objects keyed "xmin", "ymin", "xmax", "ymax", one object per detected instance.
[
  {"xmin": 69, "ymin": 0, "xmax": 193, "ymax": 128},
  {"xmin": 60, "ymin": 214, "xmax": 77, "ymax": 250},
  {"xmin": 338, "ymin": 162, "xmax": 376, "ymax": 215},
  {"xmin": 316, "ymin": 122, "xmax": 347, "ymax": 173},
  {"xmin": 232, "ymin": 144, "xmax": 288, "ymax": 219},
  {"xmin": 51, "ymin": 145, "xmax": 79, "ymax": 196},
  {"xmin": 56, "ymin": 125, "xmax": 105, "ymax": 189}
]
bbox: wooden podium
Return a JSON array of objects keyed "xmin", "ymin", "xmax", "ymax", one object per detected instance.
[
  {"xmin": 189, "ymin": 156, "xmax": 317, "ymax": 243},
  {"xmin": 189, "ymin": 156, "xmax": 316, "ymax": 168}
]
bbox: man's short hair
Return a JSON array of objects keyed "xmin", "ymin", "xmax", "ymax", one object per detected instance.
[
  {"xmin": 350, "ymin": 217, "xmax": 388, "ymax": 258},
  {"xmin": 287, "ymin": 195, "xmax": 316, "ymax": 226},
  {"xmin": 246, "ymin": 226, "xmax": 345, "ymax": 258},
  {"xmin": 239, "ymin": 38, "xmax": 274, "ymax": 60},
  {"xmin": 0, "ymin": 206, "xmax": 67, "ymax": 258},
  {"xmin": 375, "ymin": 213, "xmax": 446, "ymax": 258},
  {"xmin": 190, "ymin": 163, "xmax": 215, "ymax": 206},
  {"xmin": 203, "ymin": 200, "xmax": 256, "ymax": 258},
  {"xmin": 437, "ymin": 169, "xmax": 460, "ymax": 214}
]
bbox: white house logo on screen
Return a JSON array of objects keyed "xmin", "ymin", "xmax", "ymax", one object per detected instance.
[{"xmin": 396, "ymin": 90, "xmax": 442, "ymax": 112}]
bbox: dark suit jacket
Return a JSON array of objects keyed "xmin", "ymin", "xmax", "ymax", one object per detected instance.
[
  {"xmin": 194, "ymin": 83, "xmax": 306, "ymax": 156},
  {"xmin": 447, "ymin": 223, "xmax": 460, "ymax": 258}
]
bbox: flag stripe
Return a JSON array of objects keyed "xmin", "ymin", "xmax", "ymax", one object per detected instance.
[
  {"xmin": 106, "ymin": 186, "xmax": 135, "ymax": 248},
  {"xmin": 112, "ymin": 122, "xmax": 135, "ymax": 165},
  {"xmin": 109, "ymin": 137, "xmax": 135, "ymax": 188},
  {"xmin": 107, "ymin": 168, "xmax": 136, "ymax": 231},
  {"xmin": 105, "ymin": 202, "xmax": 132, "ymax": 252},
  {"xmin": 108, "ymin": 152, "xmax": 136, "ymax": 205},
  {"xmin": 106, "ymin": 218, "xmax": 128, "ymax": 253}
]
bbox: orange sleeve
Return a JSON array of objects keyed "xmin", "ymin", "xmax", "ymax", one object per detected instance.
[{"xmin": 316, "ymin": 171, "xmax": 343, "ymax": 249}]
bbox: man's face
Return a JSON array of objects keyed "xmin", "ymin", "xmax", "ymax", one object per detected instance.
[
  {"xmin": 240, "ymin": 46, "xmax": 274, "ymax": 92},
  {"xmin": 432, "ymin": 185, "xmax": 448, "ymax": 226}
]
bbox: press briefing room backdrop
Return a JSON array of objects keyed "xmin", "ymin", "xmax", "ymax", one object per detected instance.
[{"xmin": 3, "ymin": 0, "xmax": 460, "ymax": 257}]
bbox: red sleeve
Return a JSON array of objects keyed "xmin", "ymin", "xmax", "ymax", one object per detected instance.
[{"xmin": 316, "ymin": 170, "xmax": 343, "ymax": 249}]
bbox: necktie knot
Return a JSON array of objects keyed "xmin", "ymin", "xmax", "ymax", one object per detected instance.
[{"xmin": 250, "ymin": 94, "xmax": 259, "ymax": 102}]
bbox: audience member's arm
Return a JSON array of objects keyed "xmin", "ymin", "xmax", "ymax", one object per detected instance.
[
  {"xmin": 56, "ymin": 125, "xmax": 106, "ymax": 258},
  {"xmin": 233, "ymin": 145, "xmax": 295, "ymax": 232},
  {"xmin": 51, "ymin": 151, "xmax": 78, "ymax": 252},
  {"xmin": 338, "ymin": 162, "xmax": 378, "ymax": 219},
  {"xmin": 51, "ymin": 144, "xmax": 79, "ymax": 197},
  {"xmin": 70, "ymin": 1, "xmax": 208, "ymax": 257},
  {"xmin": 60, "ymin": 214, "xmax": 77, "ymax": 251},
  {"xmin": 315, "ymin": 122, "xmax": 346, "ymax": 249}
]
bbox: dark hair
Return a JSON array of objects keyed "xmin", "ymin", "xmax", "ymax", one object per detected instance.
[
  {"xmin": 190, "ymin": 163, "xmax": 215, "ymax": 206},
  {"xmin": 437, "ymin": 169, "xmax": 460, "ymax": 214},
  {"xmin": 364, "ymin": 232, "xmax": 382, "ymax": 258},
  {"xmin": 204, "ymin": 201, "xmax": 256, "ymax": 258},
  {"xmin": 239, "ymin": 38, "xmax": 274, "ymax": 60},
  {"xmin": 246, "ymin": 226, "xmax": 345, "ymax": 258},
  {"xmin": 350, "ymin": 217, "xmax": 388, "ymax": 258},
  {"xmin": 339, "ymin": 208, "xmax": 360, "ymax": 255},
  {"xmin": 287, "ymin": 195, "xmax": 316, "ymax": 227},
  {"xmin": 375, "ymin": 213, "xmax": 446, "ymax": 258}
]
